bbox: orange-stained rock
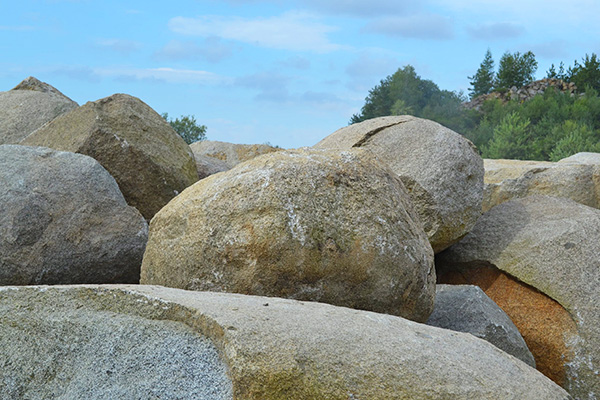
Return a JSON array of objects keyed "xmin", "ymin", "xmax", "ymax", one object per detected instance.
[{"xmin": 438, "ymin": 264, "xmax": 577, "ymax": 386}]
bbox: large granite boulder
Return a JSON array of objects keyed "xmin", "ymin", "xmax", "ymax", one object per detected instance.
[
  {"xmin": 0, "ymin": 145, "xmax": 147, "ymax": 284},
  {"xmin": 0, "ymin": 285, "xmax": 572, "ymax": 400},
  {"xmin": 437, "ymin": 196, "xmax": 600, "ymax": 399},
  {"xmin": 190, "ymin": 139, "xmax": 282, "ymax": 168},
  {"xmin": 0, "ymin": 77, "xmax": 78, "ymax": 144},
  {"xmin": 483, "ymin": 157, "xmax": 600, "ymax": 212},
  {"xmin": 314, "ymin": 116, "xmax": 484, "ymax": 253},
  {"xmin": 21, "ymin": 93, "xmax": 199, "ymax": 219},
  {"xmin": 141, "ymin": 148, "xmax": 436, "ymax": 322},
  {"xmin": 427, "ymin": 284, "xmax": 535, "ymax": 367}
]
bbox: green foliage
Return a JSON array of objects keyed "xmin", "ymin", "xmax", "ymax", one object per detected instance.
[
  {"xmin": 350, "ymin": 65, "xmax": 474, "ymax": 134},
  {"xmin": 352, "ymin": 55, "xmax": 600, "ymax": 162},
  {"xmin": 495, "ymin": 51, "xmax": 538, "ymax": 90},
  {"xmin": 469, "ymin": 49, "xmax": 495, "ymax": 99},
  {"xmin": 162, "ymin": 113, "xmax": 207, "ymax": 145},
  {"xmin": 549, "ymin": 121, "xmax": 600, "ymax": 161},
  {"xmin": 570, "ymin": 53, "xmax": 600, "ymax": 92},
  {"xmin": 483, "ymin": 112, "xmax": 532, "ymax": 159}
]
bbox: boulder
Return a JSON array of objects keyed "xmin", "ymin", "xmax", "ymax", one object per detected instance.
[
  {"xmin": 0, "ymin": 145, "xmax": 147, "ymax": 284},
  {"xmin": 0, "ymin": 77, "xmax": 78, "ymax": 144},
  {"xmin": 483, "ymin": 158, "xmax": 600, "ymax": 212},
  {"xmin": 314, "ymin": 116, "xmax": 484, "ymax": 253},
  {"xmin": 190, "ymin": 139, "xmax": 282, "ymax": 168},
  {"xmin": 194, "ymin": 153, "xmax": 230, "ymax": 180},
  {"xmin": 141, "ymin": 148, "xmax": 436, "ymax": 322},
  {"xmin": 0, "ymin": 285, "xmax": 572, "ymax": 400},
  {"xmin": 427, "ymin": 284, "xmax": 535, "ymax": 367},
  {"xmin": 437, "ymin": 196, "xmax": 600, "ymax": 399},
  {"xmin": 557, "ymin": 152, "xmax": 600, "ymax": 164},
  {"xmin": 21, "ymin": 93, "xmax": 199, "ymax": 219}
]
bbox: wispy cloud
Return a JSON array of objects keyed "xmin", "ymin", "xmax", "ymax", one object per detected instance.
[
  {"xmin": 168, "ymin": 12, "xmax": 341, "ymax": 52},
  {"xmin": 95, "ymin": 39, "xmax": 142, "ymax": 55},
  {"xmin": 362, "ymin": 14, "xmax": 454, "ymax": 40},
  {"xmin": 93, "ymin": 67, "xmax": 231, "ymax": 85},
  {"xmin": 154, "ymin": 38, "xmax": 234, "ymax": 63},
  {"xmin": 299, "ymin": 0, "xmax": 419, "ymax": 17},
  {"xmin": 467, "ymin": 22, "xmax": 525, "ymax": 40}
]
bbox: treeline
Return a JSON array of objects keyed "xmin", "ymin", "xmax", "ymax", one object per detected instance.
[{"xmin": 351, "ymin": 51, "xmax": 600, "ymax": 161}]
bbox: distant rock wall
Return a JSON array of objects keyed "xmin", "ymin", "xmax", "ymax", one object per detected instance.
[{"xmin": 464, "ymin": 78, "xmax": 577, "ymax": 111}]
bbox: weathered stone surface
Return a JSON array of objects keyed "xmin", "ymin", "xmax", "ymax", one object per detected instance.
[
  {"xmin": 314, "ymin": 115, "xmax": 484, "ymax": 253},
  {"xmin": 437, "ymin": 196, "xmax": 600, "ymax": 399},
  {"xmin": 141, "ymin": 148, "xmax": 435, "ymax": 322},
  {"xmin": 22, "ymin": 93, "xmax": 199, "ymax": 219},
  {"xmin": 0, "ymin": 77, "xmax": 78, "ymax": 144},
  {"xmin": 483, "ymin": 158, "xmax": 600, "ymax": 211},
  {"xmin": 427, "ymin": 284, "xmax": 535, "ymax": 367},
  {"xmin": 190, "ymin": 139, "xmax": 282, "ymax": 168},
  {"xmin": 437, "ymin": 266, "xmax": 578, "ymax": 388},
  {"xmin": 558, "ymin": 152, "xmax": 600, "ymax": 164},
  {"xmin": 0, "ymin": 145, "xmax": 148, "ymax": 284},
  {"xmin": 0, "ymin": 285, "xmax": 573, "ymax": 400},
  {"xmin": 194, "ymin": 153, "xmax": 230, "ymax": 179}
]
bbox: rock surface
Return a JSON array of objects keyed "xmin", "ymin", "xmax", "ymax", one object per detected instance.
[
  {"xmin": 0, "ymin": 77, "xmax": 78, "ymax": 144},
  {"xmin": 437, "ymin": 195, "xmax": 600, "ymax": 399},
  {"xmin": 314, "ymin": 115, "xmax": 484, "ymax": 253},
  {"xmin": 194, "ymin": 153, "xmax": 230, "ymax": 179},
  {"xmin": 483, "ymin": 157, "xmax": 600, "ymax": 211},
  {"xmin": 427, "ymin": 284, "xmax": 535, "ymax": 367},
  {"xmin": 190, "ymin": 139, "xmax": 282, "ymax": 168},
  {"xmin": 21, "ymin": 93, "xmax": 199, "ymax": 219},
  {"xmin": 0, "ymin": 285, "xmax": 573, "ymax": 400},
  {"xmin": 0, "ymin": 145, "xmax": 147, "ymax": 285},
  {"xmin": 141, "ymin": 148, "xmax": 436, "ymax": 322}
]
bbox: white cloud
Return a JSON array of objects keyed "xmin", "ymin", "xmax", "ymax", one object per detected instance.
[
  {"xmin": 95, "ymin": 39, "xmax": 142, "ymax": 55},
  {"xmin": 346, "ymin": 52, "xmax": 399, "ymax": 78},
  {"xmin": 168, "ymin": 11, "xmax": 341, "ymax": 52},
  {"xmin": 93, "ymin": 67, "xmax": 230, "ymax": 85},
  {"xmin": 154, "ymin": 38, "xmax": 234, "ymax": 63},
  {"xmin": 362, "ymin": 14, "xmax": 454, "ymax": 40},
  {"xmin": 466, "ymin": 23, "xmax": 525, "ymax": 40},
  {"xmin": 299, "ymin": 0, "xmax": 419, "ymax": 17}
]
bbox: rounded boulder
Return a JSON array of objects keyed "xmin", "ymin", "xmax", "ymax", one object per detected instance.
[
  {"xmin": 314, "ymin": 116, "xmax": 484, "ymax": 253},
  {"xmin": 0, "ymin": 145, "xmax": 148, "ymax": 284},
  {"xmin": 141, "ymin": 148, "xmax": 435, "ymax": 322}
]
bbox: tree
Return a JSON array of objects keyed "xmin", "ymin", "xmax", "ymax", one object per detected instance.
[
  {"xmin": 469, "ymin": 49, "xmax": 495, "ymax": 99},
  {"xmin": 495, "ymin": 51, "xmax": 538, "ymax": 89},
  {"xmin": 483, "ymin": 111, "xmax": 533, "ymax": 159},
  {"xmin": 546, "ymin": 62, "xmax": 567, "ymax": 80},
  {"xmin": 569, "ymin": 53, "xmax": 600, "ymax": 92},
  {"xmin": 162, "ymin": 113, "xmax": 207, "ymax": 144}
]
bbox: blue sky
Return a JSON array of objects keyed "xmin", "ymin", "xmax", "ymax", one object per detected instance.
[{"xmin": 2, "ymin": 0, "xmax": 599, "ymax": 148}]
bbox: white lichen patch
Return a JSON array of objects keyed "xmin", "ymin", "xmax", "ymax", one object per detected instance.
[{"xmin": 284, "ymin": 200, "xmax": 306, "ymax": 246}]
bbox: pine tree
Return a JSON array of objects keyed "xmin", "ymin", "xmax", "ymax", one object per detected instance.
[{"xmin": 468, "ymin": 49, "xmax": 495, "ymax": 99}]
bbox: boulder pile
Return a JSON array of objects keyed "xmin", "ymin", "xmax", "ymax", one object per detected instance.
[{"xmin": 2, "ymin": 77, "xmax": 594, "ymax": 399}]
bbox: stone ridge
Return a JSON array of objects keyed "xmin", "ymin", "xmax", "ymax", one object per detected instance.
[{"xmin": 464, "ymin": 78, "xmax": 577, "ymax": 111}]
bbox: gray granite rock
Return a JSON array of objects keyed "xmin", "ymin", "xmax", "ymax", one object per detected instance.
[{"xmin": 427, "ymin": 284, "xmax": 535, "ymax": 367}]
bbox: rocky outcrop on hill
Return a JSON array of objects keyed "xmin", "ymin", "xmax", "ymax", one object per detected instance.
[
  {"xmin": 190, "ymin": 140, "xmax": 282, "ymax": 169},
  {"xmin": 141, "ymin": 148, "xmax": 436, "ymax": 322},
  {"xmin": 464, "ymin": 78, "xmax": 577, "ymax": 111},
  {"xmin": 482, "ymin": 156, "xmax": 600, "ymax": 211},
  {"xmin": 21, "ymin": 93, "xmax": 199, "ymax": 219},
  {"xmin": 314, "ymin": 115, "xmax": 484, "ymax": 253},
  {"xmin": 437, "ymin": 195, "xmax": 600, "ymax": 399},
  {"xmin": 0, "ymin": 77, "xmax": 78, "ymax": 144},
  {"xmin": 427, "ymin": 284, "xmax": 535, "ymax": 367},
  {"xmin": 0, "ymin": 285, "xmax": 572, "ymax": 400},
  {"xmin": 0, "ymin": 145, "xmax": 147, "ymax": 285}
]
